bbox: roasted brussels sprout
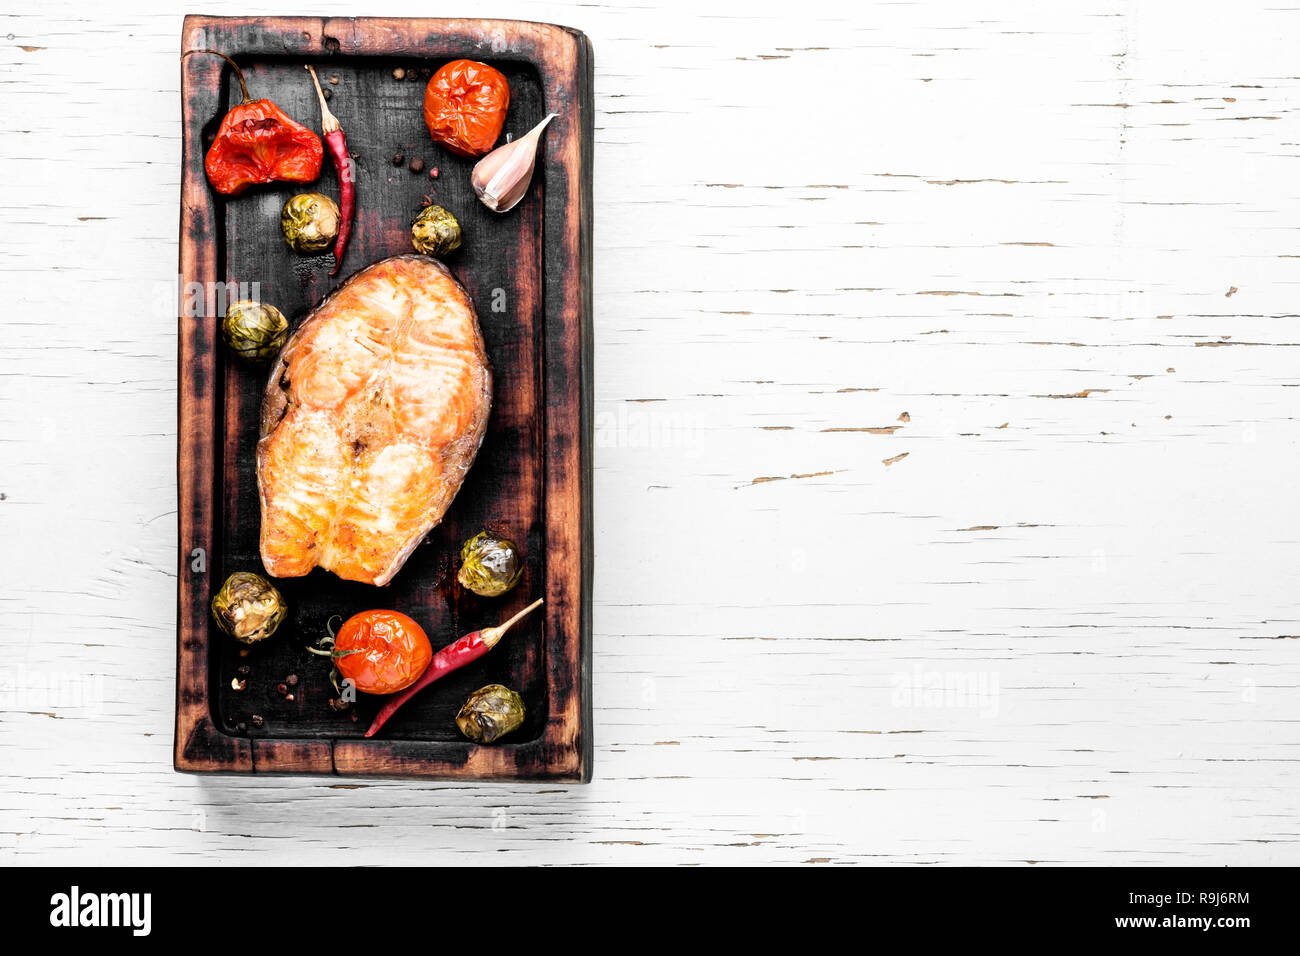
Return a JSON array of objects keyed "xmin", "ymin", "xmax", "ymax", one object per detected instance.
[
  {"xmin": 281, "ymin": 192, "xmax": 341, "ymax": 253},
  {"xmin": 410, "ymin": 204, "xmax": 462, "ymax": 257},
  {"xmin": 456, "ymin": 684, "xmax": 525, "ymax": 744},
  {"xmin": 457, "ymin": 531, "xmax": 523, "ymax": 597},
  {"xmin": 211, "ymin": 572, "xmax": 287, "ymax": 644},
  {"xmin": 222, "ymin": 301, "xmax": 288, "ymax": 365}
]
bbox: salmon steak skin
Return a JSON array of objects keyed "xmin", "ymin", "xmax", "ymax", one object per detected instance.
[{"xmin": 257, "ymin": 255, "xmax": 492, "ymax": 586}]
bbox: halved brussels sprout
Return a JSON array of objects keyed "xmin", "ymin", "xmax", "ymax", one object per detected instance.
[
  {"xmin": 211, "ymin": 571, "xmax": 287, "ymax": 644},
  {"xmin": 281, "ymin": 192, "xmax": 340, "ymax": 253},
  {"xmin": 411, "ymin": 205, "xmax": 462, "ymax": 257},
  {"xmin": 222, "ymin": 301, "xmax": 288, "ymax": 365},
  {"xmin": 457, "ymin": 531, "xmax": 523, "ymax": 597},
  {"xmin": 456, "ymin": 684, "xmax": 525, "ymax": 744}
]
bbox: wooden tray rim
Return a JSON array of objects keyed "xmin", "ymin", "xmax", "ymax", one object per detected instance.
[{"xmin": 174, "ymin": 14, "xmax": 593, "ymax": 782}]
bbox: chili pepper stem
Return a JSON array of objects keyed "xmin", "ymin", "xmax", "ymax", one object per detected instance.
[
  {"xmin": 481, "ymin": 598, "xmax": 544, "ymax": 649},
  {"xmin": 182, "ymin": 49, "xmax": 252, "ymax": 104},
  {"xmin": 304, "ymin": 64, "xmax": 341, "ymax": 133}
]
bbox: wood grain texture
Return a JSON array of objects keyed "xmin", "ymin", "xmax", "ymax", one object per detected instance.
[
  {"xmin": 175, "ymin": 16, "xmax": 592, "ymax": 780},
  {"xmin": 1, "ymin": 0, "xmax": 1298, "ymax": 863}
]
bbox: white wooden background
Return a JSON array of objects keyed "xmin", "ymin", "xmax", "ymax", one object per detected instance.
[{"xmin": 2, "ymin": 0, "xmax": 1298, "ymax": 865}]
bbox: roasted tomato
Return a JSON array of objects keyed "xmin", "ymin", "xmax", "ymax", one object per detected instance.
[
  {"xmin": 423, "ymin": 59, "xmax": 510, "ymax": 157},
  {"xmin": 334, "ymin": 610, "xmax": 433, "ymax": 695}
]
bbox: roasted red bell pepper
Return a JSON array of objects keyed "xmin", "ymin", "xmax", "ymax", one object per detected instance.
[{"xmin": 184, "ymin": 49, "xmax": 323, "ymax": 196}]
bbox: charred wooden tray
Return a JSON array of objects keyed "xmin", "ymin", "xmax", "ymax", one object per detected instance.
[{"xmin": 175, "ymin": 16, "xmax": 592, "ymax": 780}]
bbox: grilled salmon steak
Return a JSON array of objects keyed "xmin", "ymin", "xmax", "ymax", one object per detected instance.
[{"xmin": 257, "ymin": 255, "xmax": 492, "ymax": 586}]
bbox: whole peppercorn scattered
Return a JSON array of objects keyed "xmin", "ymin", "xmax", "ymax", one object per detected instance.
[
  {"xmin": 409, "ymin": 157, "xmax": 425, "ymax": 173},
  {"xmin": 328, "ymin": 75, "xmax": 339, "ymax": 85},
  {"xmin": 236, "ymin": 664, "xmax": 251, "ymax": 677},
  {"xmin": 236, "ymin": 721, "xmax": 248, "ymax": 733},
  {"xmin": 251, "ymin": 714, "xmax": 265, "ymax": 727},
  {"xmin": 329, "ymin": 697, "xmax": 349, "ymax": 712},
  {"xmin": 286, "ymin": 674, "xmax": 299, "ymax": 687},
  {"xmin": 277, "ymin": 682, "xmax": 288, "ymax": 695},
  {"xmin": 430, "ymin": 167, "xmax": 439, "ymax": 179},
  {"xmin": 392, "ymin": 151, "xmax": 405, "ymax": 166},
  {"xmin": 322, "ymin": 88, "xmax": 332, "ymax": 101},
  {"xmin": 350, "ymin": 711, "xmax": 359, "ymax": 723},
  {"xmin": 393, "ymin": 67, "xmax": 406, "ymax": 80}
]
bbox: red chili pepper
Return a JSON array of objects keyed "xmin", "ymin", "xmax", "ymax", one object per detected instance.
[
  {"xmin": 363, "ymin": 598, "xmax": 543, "ymax": 738},
  {"xmin": 305, "ymin": 65, "xmax": 355, "ymax": 276},
  {"xmin": 183, "ymin": 50, "xmax": 323, "ymax": 196}
]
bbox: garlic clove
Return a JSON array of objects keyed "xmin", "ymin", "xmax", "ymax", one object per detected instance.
[{"xmin": 471, "ymin": 113, "xmax": 557, "ymax": 213}]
